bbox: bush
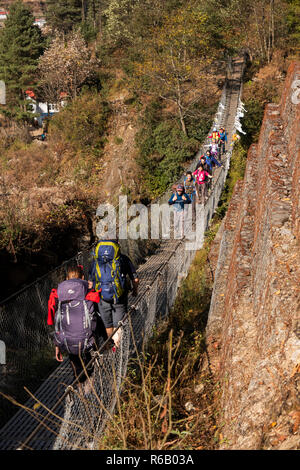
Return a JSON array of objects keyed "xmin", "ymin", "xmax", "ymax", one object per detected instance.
[
  {"xmin": 239, "ymin": 98, "xmax": 264, "ymax": 148},
  {"xmin": 136, "ymin": 99, "xmax": 214, "ymax": 199},
  {"xmin": 240, "ymin": 62, "xmax": 285, "ymax": 148},
  {"xmin": 137, "ymin": 120, "xmax": 198, "ymax": 198},
  {"xmin": 48, "ymin": 92, "xmax": 110, "ymax": 152}
]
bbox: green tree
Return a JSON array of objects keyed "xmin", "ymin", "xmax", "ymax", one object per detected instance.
[
  {"xmin": 216, "ymin": 0, "xmax": 289, "ymax": 63},
  {"xmin": 46, "ymin": 0, "xmax": 110, "ymax": 42},
  {"xmin": 134, "ymin": 4, "xmax": 214, "ymax": 136},
  {"xmin": 286, "ymin": 0, "xmax": 300, "ymax": 52},
  {"xmin": 135, "ymin": 99, "xmax": 203, "ymax": 199},
  {"xmin": 80, "ymin": 0, "xmax": 110, "ymax": 41},
  {"xmin": 0, "ymin": 1, "xmax": 45, "ymax": 117},
  {"xmin": 45, "ymin": 0, "xmax": 83, "ymax": 35},
  {"xmin": 103, "ymin": 0, "xmax": 136, "ymax": 46}
]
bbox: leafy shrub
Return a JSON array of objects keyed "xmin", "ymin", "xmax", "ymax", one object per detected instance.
[
  {"xmin": 240, "ymin": 62, "xmax": 285, "ymax": 148},
  {"xmin": 239, "ymin": 98, "xmax": 264, "ymax": 148},
  {"xmin": 114, "ymin": 136, "xmax": 123, "ymax": 145},
  {"xmin": 184, "ymin": 102, "xmax": 218, "ymax": 142},
  {"xmin": 137, "ymin": 120, "xmax": 198, "ymax": 198},
  {"xmin": 136, "ymin": 99, "xmax": 214, "ymax": 199},
  {"xmin": 48, "ymin": 92, "xmax": 110, "ymax": 152}
]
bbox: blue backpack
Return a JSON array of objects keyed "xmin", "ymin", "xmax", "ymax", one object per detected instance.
[{"xmin": 93, "ymin": 241, "xmax": 126, "ymax": 303}]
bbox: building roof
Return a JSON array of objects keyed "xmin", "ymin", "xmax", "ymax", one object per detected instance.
[{"xmin": 25, "ymin": 89, "xmax": 36, "ymax": 99}]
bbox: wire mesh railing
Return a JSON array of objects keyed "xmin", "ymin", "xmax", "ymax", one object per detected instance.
[
  {"xmin": 0, "ymin": 58, "xmax": 231, "ymax": 401},
  {"xmin": 0, "ymin": 54, "xmax": 246, "ymax": 450}
]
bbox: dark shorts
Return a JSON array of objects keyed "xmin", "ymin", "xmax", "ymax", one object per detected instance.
[{"xmin": 99, "ymin": 296, "xmax": 128, "ymax": 328}]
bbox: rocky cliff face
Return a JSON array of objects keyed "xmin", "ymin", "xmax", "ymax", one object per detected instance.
[{"xmin": 206, "ymin": 62, "xmax": 300, "ymax": 450}]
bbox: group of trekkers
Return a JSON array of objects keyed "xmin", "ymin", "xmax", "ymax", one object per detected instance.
[
  {"xmin": 46, "ymin": 126, "xmax": 227, "ymax": 395},
  {"xmin": 168, "ymin": 126, "xmax": 227, "ymax": 233},
  {"xmin": 47, "ymin": 241, "xmax": 139, "ymax": 394}
]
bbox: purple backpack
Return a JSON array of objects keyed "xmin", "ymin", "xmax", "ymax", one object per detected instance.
[{"xmin": 54, "ymin": 279, "xmax": 96, "ymax": 355}]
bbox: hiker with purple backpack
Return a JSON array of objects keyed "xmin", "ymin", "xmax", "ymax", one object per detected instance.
[{"xmin": 47, "ymin": 264, "xmax": 106, "ymax": 391}]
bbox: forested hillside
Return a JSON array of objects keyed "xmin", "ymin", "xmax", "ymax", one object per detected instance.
[{"xmin": 0, "ymin": 0, "xmax": 299, "ymax": 300}]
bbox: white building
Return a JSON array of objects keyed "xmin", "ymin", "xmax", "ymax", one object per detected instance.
[
  {"xmin": 0, "ymin": 11, "xmax": 8, "ymax": 21},
  {"xmin": 34, "ymin": 18, "xmax": 46, "ymax": 29},
  {"xmin": 25, "ymin": 90, "xmax": 66, "ymax": 127}
]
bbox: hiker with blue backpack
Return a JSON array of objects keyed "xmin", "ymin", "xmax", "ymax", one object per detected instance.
[
  {"xmin": 195, "ymin": 155, "xmax": 210, "ymax": 172},
  {"xmin": 88, "ymin": 239, "xmax": 139, "ymax": 348},
  {"xmin": 168, "ymin": 184, "xmax": 191, "ymax": 237},
  {"xmin": 204, "ymin": 149, "xmax": 222, "ymax": 174},
  {"xmin": 201, "ymin": 153, "xmax": 213, "ymax": 192},
  {"xmin": 47, "ymin": 264, "xmax": 106, "ymax": 392},
  {"xmin": 195, "ymin": 152, "xmax": 220, "ymax": 193}
]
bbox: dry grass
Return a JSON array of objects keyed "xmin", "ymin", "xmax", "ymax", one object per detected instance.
[{"xmin": 0, "ymin": 111, "xmax": 107, "ymax": 259}]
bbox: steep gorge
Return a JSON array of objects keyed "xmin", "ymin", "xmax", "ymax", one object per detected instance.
[{"xmin": 206, "ymin": 61, "xmax": 300, "ymax": 450}]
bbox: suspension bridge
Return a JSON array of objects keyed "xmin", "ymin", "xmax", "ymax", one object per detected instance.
[{"xmin": 0, "ymin": 54, "xmax": 246, "ymax": 450}]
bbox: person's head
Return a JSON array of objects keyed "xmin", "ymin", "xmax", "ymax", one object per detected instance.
[
  {"xmin": 66, "ymin": 264, "xmax": 84, "ymax": 280},
  {"xmin": 220, "ymin": 127, "xmax": 224, "ymax": 132},
  {"xmin": 177, "ymin": 184, "xmax": 184, "ymax": 194},
  {"xmin": 186, "ymin": 171, "xmax": 192, "ymax": 181},
  {"xmin": 205, "ymin": 150, "xmax": 211, "ymax": 156},
  {"xmin": 198, "ymin": 164, "xmax": 204, "ymax": 172}
]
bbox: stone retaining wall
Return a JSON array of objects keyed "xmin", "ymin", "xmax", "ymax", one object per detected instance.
[{"xmin": 206, "ymin": 61, "xmax": 300, "ymax": 450}]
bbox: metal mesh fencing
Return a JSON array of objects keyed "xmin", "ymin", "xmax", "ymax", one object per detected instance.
[
  {"xmin": 49, "ymin": 241, "xmax": 198, "ymax": 451},
  {"xmin": 52, "ymin": 321, "xmax": 131, "ymax": 451},
  {"xmin": 0, "ymin": 54, "xmax": 246, "ymax": 450}
]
